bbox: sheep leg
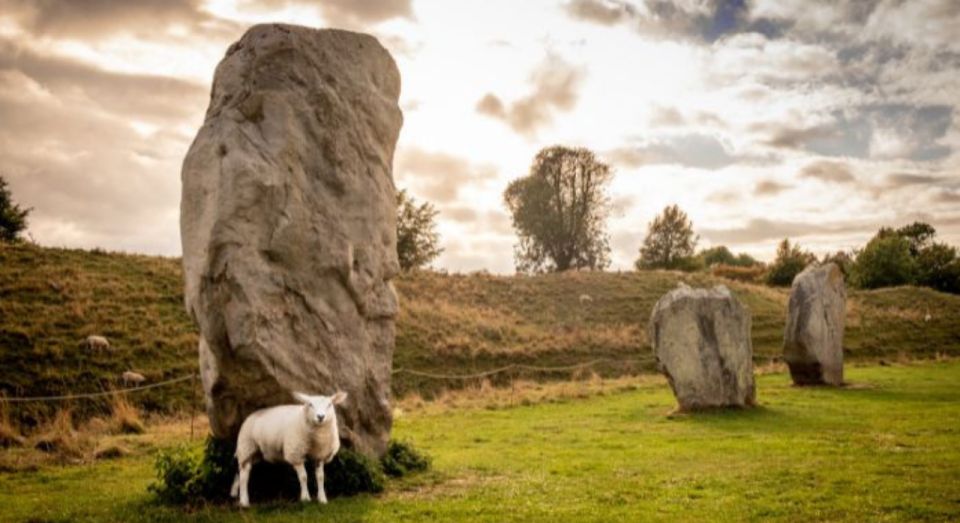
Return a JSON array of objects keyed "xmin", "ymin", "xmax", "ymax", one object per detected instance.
[
  {"xmin": 294, "ymin": 462, "xmax": 310, "ymax": 502},
  {"xmin": 230, "ymin": 472, "xmax": 240, "ymax": 498},
  {"xmin": 238, "ymin": 461, "xmax": 252, "ymax": 508},
  {"xmin": 316, "ymin": 462, "xmax": 327, "ymax": 504}
]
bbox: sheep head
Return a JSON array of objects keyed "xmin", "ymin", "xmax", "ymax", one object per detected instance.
[{"xmin": 293, "ymin": 391, "xmax": 348, "ymax": 427}]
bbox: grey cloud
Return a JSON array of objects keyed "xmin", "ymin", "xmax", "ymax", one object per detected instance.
[
  {"xmin": 885, "ymin": 173, "xmax": 945, "ymax": 188},
  {"xmin": 395, "ymin": 147, "xmax": 498, "ymax": 203},
  {"xmin": 799, "ymin": 161, "xmax": 856, "ymax": 184},
  {"xmin": 564, "ymin": 0, "xmax": 636, "ymax": 26},
  {"xmin": 756, "ymin": 104, "xmax": 952, "ymax": 161},
  {"xmin": 239, "ymin": 0, "xmax": 413, "ymax": 28},
  {"xmin": 700, "ymin": 218, "xmax": 867, "ymax": 244},
  {"xmin": 649, "ymin": 106, "xmax": 685, "ymax": 127},
  {"xmin": 0, "ymin": 0, "xmax": 241, "ymax": 40},
  {"xmin": 754, "ymin": 179, "xmax": 791, "ymax": 196},
  {"xmin": 707, "ymin": 190, "xmax": 740, "ymax": 204},
  {"xmin": 0, "ymin": 39, "xmax": 207, "ymax": 125},
  {"xmin": 0, "ymin": 92, "xmax": 185, "ymax": 253},
  {"xmin": 607, "ymin": 133, "xmax": 739, "ymax": 170},
  {"xmin": 934, "ymin": 190, "xmax": 960, "ymax": 203},
  {"xmin": 564, "ymin": 0, "xmax": 787, "ymax": 42},
  {"xmin": 476, "ymin": 55, "xmax": 583, "ymax": 136}
]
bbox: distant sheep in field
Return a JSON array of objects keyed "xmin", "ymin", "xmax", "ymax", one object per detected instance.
[
  {"xmin": 924, "ymin": 313, "xmax": 932, "ymax": 322},
  {"xmin": 84, "ymin": 335, "xmax": 110, "ymax": 350},
  {"xmin": 231, "ymin": 391, "xmax": 348, "ymax": 508},
  {"xmin": 121, "ymin": 371, "xmax": 146, "ymax": 387},
  {"xmin": 578, "ymin": 294, "xmax": 593, "ymax": 305}
]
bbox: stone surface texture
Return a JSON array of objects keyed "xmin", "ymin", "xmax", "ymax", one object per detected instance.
[
  {"xmin": 784, "ymin": 263, "xmax": 846, "ymax": 386},
  {"xmin": 649, "ymin": 284, "xmax": 755, "ymax": 410},
  {"xmin": 180, "ymin": 24, "xmax": 402, "ymax": 456}
]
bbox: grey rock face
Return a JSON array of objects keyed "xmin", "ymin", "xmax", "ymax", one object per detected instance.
[
  {"xmin": 650, "ymin": 284, "xmax": 755, "ymax": 410},
  {"xmin": 180, "ymin": 24, "xmax": 403, "ymax": 456},
  {"xmin": 784, "ymin": 263, "xmax": 846, "ymax": 386}
]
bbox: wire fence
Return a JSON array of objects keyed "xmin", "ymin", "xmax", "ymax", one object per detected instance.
[
  {"xmin": 2, "ymin": 374, "xmax": 198, "ymax": 403},
  {"xmin": 2, "ymin": 356, "xmax": 655, "ymax": 403}
]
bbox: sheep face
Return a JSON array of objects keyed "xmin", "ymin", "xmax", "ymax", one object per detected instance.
[{"xmin": 293, "ymin": 391, "xmax": 348, "ymax": 427}]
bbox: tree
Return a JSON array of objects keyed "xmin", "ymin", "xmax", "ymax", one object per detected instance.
[
  {"xmin": 636, "ymin": 204, "xmax": 698, "ymax": 271},
  {"xmin": 504, "ymin": 146, "xmax": 612, "ymax": 273},
  {"xmin": 0, "ymin": 175, "xmax": 30, "ymax": 243},
  {"xmin": 396, "ymin": 189, "xmax": 442, "ymax": 271},
  {"xmin": 701, "ymin": 245, "xmax": 736, "ymax": 267},
  {"xmin": 765, "ymin": 238, "xmax": 816, "ymax": 286},
  {"xmin": 895, "ymin": 222, "xmax": 936, "ymax": 256},
  {"xmin": 700, "ymin": 245, "xmax": 759, "ymax": 267},
  {"xmin": 915, "ymin": 242, "xmax": 960, "ymax": 294},
  {"xmin": 851, "ymin": 233, "xmax": 916, "ymax": 289}
]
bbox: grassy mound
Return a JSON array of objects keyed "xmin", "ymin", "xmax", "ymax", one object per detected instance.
[{"xmin": 3, "ymin": 242, "xmax": 960, "ymax": 422}]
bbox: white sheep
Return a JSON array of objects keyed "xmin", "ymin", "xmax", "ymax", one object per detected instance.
[
  {"xmin": 84, "ymin": 335, "xmax": 110, "ymax": 350},
  {"xmin": 578, "ymin": 293, "xmax": 593, "ymax": 305},
  {"xmin": 121, "ymin": 371, "xmax": 146, "ymax": 387},
  {"xmin": 230, "ymin": 391, "xmax": 347, "ymax": 508}
]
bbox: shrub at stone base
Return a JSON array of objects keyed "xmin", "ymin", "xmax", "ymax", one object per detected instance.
[
  {"xmin": 382, "ymin": 440, "xmax": 431, "ymax": 478},
  {"xmin": 150, "ymin": 438, "xmax": 429, "ymax": 505}
]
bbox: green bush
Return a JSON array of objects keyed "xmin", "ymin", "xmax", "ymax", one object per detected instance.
[
  {"xmin": 149, "ymin": 437, "xmax": 399, "ymax": 505},
  {"xmin": 765, "ymin": 239, "xmax": 816, "ymax": 287},
  {"xmin": 916, "ymin": 243, "xmax": 960, "ymax": 294},
  {"xmin": 325, "ymin": 448, "xmax": 386, "ymax": 497},
  {"xmin": 852, "ymin": 234, "xmax": 916, "ymax": 289},
  {"xmin": 149, "ymin": 437, "xmax": 235, "ymax": 505},
  {"xmin": 382, "ymin": 440, "xmax": 431, "ymax": 478}
]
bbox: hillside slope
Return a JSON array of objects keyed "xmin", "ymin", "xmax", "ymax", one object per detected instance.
[{"xmin": 2, "ymin": 243, "xmax": 959, "ymax": 420}]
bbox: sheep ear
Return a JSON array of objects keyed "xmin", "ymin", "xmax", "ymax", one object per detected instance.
[
  {"xmin": 292, "ymin": 392, "xmax": 313, "ymax": 404},
  {"xmin": 332, "ymin": 391, "xmax": 348, "ymax": 405}
]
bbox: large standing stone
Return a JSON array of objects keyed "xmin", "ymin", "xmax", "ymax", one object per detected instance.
[
  {"xmin": 180, "ymin": 24, "xmax": 403, "ymax": 456},
  {"xmin": 649, "ymin": 284, "xmax": 755, "ymax": 410},
  {"xmin": 784, "ymin": 263, "xmax": 846, "ymax": 386}
]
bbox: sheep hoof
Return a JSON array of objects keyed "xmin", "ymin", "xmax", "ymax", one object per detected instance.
[{"xmin": 318, "ymin": 496, "xmax": 328, "ymax": 505}]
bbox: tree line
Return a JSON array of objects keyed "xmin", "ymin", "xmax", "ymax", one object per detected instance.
[{"xmin": 3, "ymin": 149, "xmax": 957, "ymax": 295}]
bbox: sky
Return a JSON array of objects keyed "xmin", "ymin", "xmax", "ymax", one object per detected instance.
[{"xmin": 1, "ymin": 0, "xmax": 958, "ymax": 273}]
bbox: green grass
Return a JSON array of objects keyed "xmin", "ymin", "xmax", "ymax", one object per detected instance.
[
  {"xmin": 3, "ymin": 242, "xmax": 960, "ymax": 419},
  {"xmin": 1, "ymin": 361, "xmax": 959, "ymax": 522}
]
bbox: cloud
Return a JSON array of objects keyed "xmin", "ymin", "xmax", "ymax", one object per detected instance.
[
  {"xmin": 0, "ymin": 39, "xmax": 207, "ymax": 125},
  {"xmin": 0, "ymin": 0, "xmax": 240, "ymax": 40},
  {"xmin": 649, "ymin": 106, "xmax": 686, "ymax": 127},
  {"xmin": 700, "ymin": 217, "xmax": 866, "ymax": 244},
  {"xmin": 607, "ymin": 133, "xmax": 740, "ymax": 170},
  {"xmin": 395, "ymin": 147, "xmax": 499, "ymax": 203},
  {"xmin": 476, "ymin": 55, "xmax": 583, "ymax": 136},
  {"xmin": 934, "ymin": 190, "xmax": 960, "ymax": 203},
  {"xmin": 564, "ymin": 0, "xmax": 637, "ymax": 26},
  {"xmin": 884, "ymin": 173, "xmax": 946, "ymax": 188},
  {"xmin": 238, "ymin": 0, "xmax": 413, "ymax": 28},
  {"xmin": 799, "ymin": 160, "xmax": 856, "ymax": 184},
  {"xmin": 754, "ymin": 179, "xmax": 790, "ymax": 196},
  {"xmin": 564, "ymin": 0, "xmax": 786, "ymax": 42}
]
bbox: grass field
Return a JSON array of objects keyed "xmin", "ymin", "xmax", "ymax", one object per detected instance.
[
  {"xmin": 1, "ymin": 361, "xmax": 959, "ymax": 522},
  {"xmin": 3, "ymin": 243, "xmax": 960, "ymax": 423}
]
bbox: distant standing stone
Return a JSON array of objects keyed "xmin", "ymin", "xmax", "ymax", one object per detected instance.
[
  {"xmin": 784, "ymin": 263, "xmax": 846, "ymax": 386},
  {"xmin": 650, "ymin": 284, "xmax": 756, "ymax": 410}
]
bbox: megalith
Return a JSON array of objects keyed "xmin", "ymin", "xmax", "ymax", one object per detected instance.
[
  {"xmin": 650, "ymin": 284, "xmax": 755, "ymax": 410},
  {"xmin": 180, "ymin": 24, "xmax": 403, "ymax": 456},
  {"xmin": 784, "ymin": 263, "xmax": 846, "ymax": 386}
]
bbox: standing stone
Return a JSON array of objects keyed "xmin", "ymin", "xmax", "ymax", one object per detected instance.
[
  {"xmin": 180, "ymin": 24, "xmax": 403, "ymax": 456},
  {"xmin": 650, "ymin": 284, "xmax": 755, "ymax": 410},
  {"xmin": 784, "ymin": 263, "xmax": 846, "ymax": 386}
]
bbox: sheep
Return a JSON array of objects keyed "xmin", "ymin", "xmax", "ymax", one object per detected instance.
[
  {"xmin": 121, "ymin": 371, "xmax": 146, "ymax": 388},
  {"xmin": 84, "ymin": 335, "xmax": 110, "ymax": 350},
  {"xmin": 230, "ymin": 391, "xmax": 348, "ymax": 508},
  {"xmin": 578, "ymin": 293, "xmax": 593, "ymax": 305}
]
